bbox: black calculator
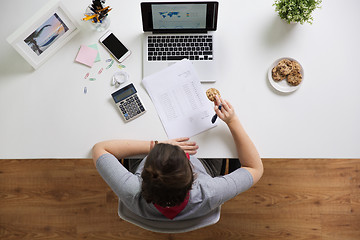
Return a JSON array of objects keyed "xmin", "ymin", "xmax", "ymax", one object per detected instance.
[{"xmin": 111, "ymin": 83, "xmax": 146, "ymax": 122}]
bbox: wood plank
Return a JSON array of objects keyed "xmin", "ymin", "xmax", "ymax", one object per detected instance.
[
  {"xmin": 1, "ymin": 159, "xmax": 359, "ymax": 239},
  {"xmin": 321, "ymin": 215, "xmax": 360, "ymax": 240},
  {"xmin": 224, "ymin": 159, "xmax": 354, "ymax": 215}
]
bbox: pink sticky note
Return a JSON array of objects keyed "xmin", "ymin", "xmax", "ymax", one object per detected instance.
[{"xmin": 75, "ymin": 45, "xmax": 98, "ymax": 67}]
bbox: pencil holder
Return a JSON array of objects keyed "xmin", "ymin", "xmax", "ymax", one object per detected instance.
[{"xmin": 84, "ymin": 6, "xmax": 110, "ymax": 31}]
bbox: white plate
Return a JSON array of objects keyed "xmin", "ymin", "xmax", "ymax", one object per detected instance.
[{"xmin": 268, "ymin": 57, "xmax": 304, "ymax": 93}]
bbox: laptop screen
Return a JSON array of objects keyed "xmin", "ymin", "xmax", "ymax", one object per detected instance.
[{"xmin": 141, "ymin": 2, "xmax": 218, "ymax": 33}]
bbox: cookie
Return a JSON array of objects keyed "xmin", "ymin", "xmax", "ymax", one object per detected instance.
[
  {"xmin": 277, "ymin": 59, "xmax": 293, "ymax": 75},
  {"xmin": 272, "ymin": 67, "xmax": 286, "ymax": 81},
  {"xmin": 291, "ymin": 60, "xmax": 301, "ymax": 72},
  {"xmin": 287, "ymin": 71, "xmax": 302, "ymax": 86},
  {"xmin": 271, "ymin": 58, "xmax": 303, "ymax": 88},
  {"xmin": 206, "ymin": 88, "xmax": 221, "ymax": 102}
]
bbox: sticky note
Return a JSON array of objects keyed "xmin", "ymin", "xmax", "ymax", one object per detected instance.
[
  {"xmin": 88, "ymin": 44, "xmax": 101, "ymax": 62},
  {"xmin": 75, "ymin": 45, "xmax": 98, "ymax": 67}
]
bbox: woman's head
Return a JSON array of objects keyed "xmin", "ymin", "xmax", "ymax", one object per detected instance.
[{"xmin": 141, "ymin": 143, "xmax": 194, "ymax": 207}]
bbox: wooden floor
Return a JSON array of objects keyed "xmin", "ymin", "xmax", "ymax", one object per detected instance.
[{"xmin": 1, "ymin": 159, "xmax": 359, "ymax": 240}]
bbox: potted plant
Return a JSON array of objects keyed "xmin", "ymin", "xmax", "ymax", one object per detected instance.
[{"xmin": 273, "ymin": 0, "xmax": 322, "ymax": 24}]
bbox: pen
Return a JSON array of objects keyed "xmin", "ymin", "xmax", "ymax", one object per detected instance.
[
  {"xmin": 98, "ymin": 6, "xmax": 110, "ymax": 12},
  {"xmin": 211, "ymin": 104, "xmax": 222, "ymax": 124},
  {"xmin": 83, "ymin": 14, "xmax": 98, "ymax": 21}
]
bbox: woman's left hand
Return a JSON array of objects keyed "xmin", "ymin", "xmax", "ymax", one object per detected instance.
[{"xmin": 161, "ymin": 137, "xmax": 199, "ymax": 155}]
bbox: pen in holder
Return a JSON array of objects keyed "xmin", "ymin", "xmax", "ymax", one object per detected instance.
[
  {"xmin": 83, "ymin": 0, "xmax": 111, "ymax": 31},
  {"xmin": 211, "ymin": 104, "xmax": 222, "ymax": 124}
]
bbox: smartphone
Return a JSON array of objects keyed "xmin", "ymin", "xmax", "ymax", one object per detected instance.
[{"xmin": 99, "ymin": 31, "xmax": 131, "ymax": 62}]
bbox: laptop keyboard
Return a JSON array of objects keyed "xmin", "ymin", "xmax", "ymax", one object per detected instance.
[{"xmin": 147, "ymin": 35, "xmax": 213, "ymax": 62}]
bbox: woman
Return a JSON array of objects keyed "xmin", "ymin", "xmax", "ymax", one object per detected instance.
[{"xmin": 92, "ymin": 96, "xmax": 263, "ymax": 233}]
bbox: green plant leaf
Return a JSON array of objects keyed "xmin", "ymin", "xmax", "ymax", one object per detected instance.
[{"xmin": 273, "ymin": 0, "xmax": 322, "ymax": 24}]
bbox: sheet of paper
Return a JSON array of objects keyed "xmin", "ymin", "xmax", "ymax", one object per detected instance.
[{"xmin": 143, "ymin": 59, "xmax": 216, "ymax": 139}]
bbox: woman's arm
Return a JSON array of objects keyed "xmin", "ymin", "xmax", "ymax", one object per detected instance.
[
  {"xmin": 92, "ymin": 137, "xmax": 198, "ymax": 165},
  {"xmin": 92, "ymin": 140, "xmax": 151, "ymax": 165},
  {"xmin": 214, "ymin": 96, "xmax": 264, "ymax": 185}
]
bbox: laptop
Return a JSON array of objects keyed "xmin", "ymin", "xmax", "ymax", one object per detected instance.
[{"xmin": 141, "ymin": 1, "xmax": 219, "ymax": 82}]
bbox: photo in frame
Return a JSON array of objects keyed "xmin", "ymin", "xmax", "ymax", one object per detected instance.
[{"xmin": 7, "ymin": 0, "xmax": 80, "ymax": 69}]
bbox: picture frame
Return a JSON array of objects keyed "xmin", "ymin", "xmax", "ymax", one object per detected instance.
[{"xmin": 6, "ymin": 0, "xmax": 80, "ymax": 69}]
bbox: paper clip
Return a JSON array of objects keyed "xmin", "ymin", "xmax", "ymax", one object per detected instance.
[
  {"xmin": 89, "ymin": 78, "xmax": 96, "ymax": 81},
  {"xmin": 117, "ymin": 64, "xmax": 126, "ymax": 69},
  {"xmin": 84, "ymin": 86, "xmax": 87, "ymax": 94},
  {"xmin": 106, "ymin": 59, "xmax": 114, "ymax": 69},
  {"xmin": 84, "ymin": 73, "xmax": 90, "ymax": 79},
  {"xmin": 98, "ymin": 68, "xmax": 103, "ymax": 74},
  {"xmin": 106, "ymin": 59, "xmax": 112, "ymax": 62}
]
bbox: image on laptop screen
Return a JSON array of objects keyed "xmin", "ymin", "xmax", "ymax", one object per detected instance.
[
  {"xmin": 151, "ymin": 4, "xmax": 207, "ymax": 30},
  {"xmin": 141, "ymin": 2, "xmax": 218, "ymax": 33}
]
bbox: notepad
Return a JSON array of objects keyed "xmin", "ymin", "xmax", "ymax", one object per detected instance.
[
  {"xmin": 88, "ymin": 44, "xmax": 101, "ymax": 62},
  {"xmin": 75, "ymin": 45, "xmax": 98, "ymax": 67}
]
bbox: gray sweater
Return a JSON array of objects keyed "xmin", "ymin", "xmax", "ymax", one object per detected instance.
[{"xmin": 96, "ymin": 153, "xmax": 253, "ymax": 232}]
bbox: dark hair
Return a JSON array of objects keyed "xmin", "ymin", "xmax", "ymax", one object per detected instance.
[{"xmin": 141, "ymin": 143, "xmax": 194, "ymax": 207}]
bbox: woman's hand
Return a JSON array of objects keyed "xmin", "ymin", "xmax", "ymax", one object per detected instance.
[
  {"xmin": 214, "ymin": 95, "xmax": 237, "ymax": 125},
  {"xmin": 160, "ymin": 137, "xmax": 199, "ymax": 155},
  {"xmin": 213, "ymin": 95, "xmax": 263, "ymax": 185}
]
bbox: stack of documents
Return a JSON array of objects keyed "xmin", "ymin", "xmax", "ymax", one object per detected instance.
[{"xmin": 143, "ymin": 59, "xmax": 216, "ymax": 139}]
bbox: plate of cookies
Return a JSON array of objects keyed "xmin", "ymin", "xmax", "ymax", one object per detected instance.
[{"xmin": 268, "ymin": 57, "xmax": 304, "ymax": 93}]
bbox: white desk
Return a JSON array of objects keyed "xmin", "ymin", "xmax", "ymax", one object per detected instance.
[{"xmin": 1, "ymin": 0, "xmax": 360, "ymax": 159}]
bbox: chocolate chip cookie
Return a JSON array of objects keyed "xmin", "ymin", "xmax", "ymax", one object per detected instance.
[
  {"xmin": 277, "ymin": 59, "xmax": 293, "ymax": 75},
  {"xmin": 272, "ymin": 67, "xmax": 286, "ymax": 81},
  {"xmin": 206, "ymin": 88, "xmax": 221, "ymax": 102},
  {"xmin": 291, "ymin": 61, "xmax": 302, "ymax": 72},
  {"xmin": 271, "ymin": 58, "xmax": 303, "ymax": 87},
  {"xmin": 287, "ymin": 71, "xmax": 303, "ymax": 86}
]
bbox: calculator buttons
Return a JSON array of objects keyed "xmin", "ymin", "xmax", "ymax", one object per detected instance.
[
  {"xmin": 117, "ymin": 93, "xmax": 146, "ymax": 122},
  {"xmin": 111, "ymin": 83, "xmax": 146, "ymax": 122}
]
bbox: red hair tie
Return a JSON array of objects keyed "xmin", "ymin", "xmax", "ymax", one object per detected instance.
[{"xmin": 186, "ymin": 153, "xmax": 190, "ymax": 160}]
